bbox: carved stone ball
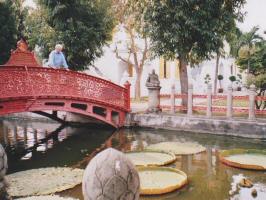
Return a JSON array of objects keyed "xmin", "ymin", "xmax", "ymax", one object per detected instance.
[
  {"xmin": 0, "ymin": 144, "xmax": 8, "ymax": 190},
  {"xmin": 82, "ymin": 148, "xmax": 140, "ymax": 200},
  {"xmin": 0, "ymin": 144, "xmax": 8, "ymax": 179}
]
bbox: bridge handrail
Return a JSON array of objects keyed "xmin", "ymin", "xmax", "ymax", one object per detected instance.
[{"xmin": 0, "ymin": 66, "xmax": 130, "ymax": 111}]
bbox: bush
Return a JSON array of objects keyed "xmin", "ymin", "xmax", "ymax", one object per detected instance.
[
  {"xmin": 217, "ymin": 74, "xmax": 224, "ymax": 80},
  {"xmin": 229, "ymin": 75, "xmax": 236, "ymax": 82},
  {"xmin": 246, "ymin": 74, "xmax": 266, "ymax": 90}
]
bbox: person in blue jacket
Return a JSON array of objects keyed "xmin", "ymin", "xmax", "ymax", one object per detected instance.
[{"xmin": 48, "ymin": 44, "xmax": 69, "ymax": 69}]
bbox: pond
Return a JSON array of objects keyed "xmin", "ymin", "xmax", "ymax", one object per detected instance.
[{"xmin": 0, "ymin": 119, "xmax": 266, "ymax": 200}]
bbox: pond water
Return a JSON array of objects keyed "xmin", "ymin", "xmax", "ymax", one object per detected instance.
[{"xmin": 0, "ymin": 119, "xmax": 266, "ymax": 200}]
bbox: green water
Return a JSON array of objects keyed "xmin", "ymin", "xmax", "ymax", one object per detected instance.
[{"xmin": 1, "ymin": 119, "xmax": 266, "ymax": 200}]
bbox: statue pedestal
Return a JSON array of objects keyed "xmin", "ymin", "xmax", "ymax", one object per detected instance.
[
  {"xmin": 145, "ymin": 70, "xmax": 161, "ymax": 113},
  {"xmin": 146, "ymin": 85, "xmax": 161, "ymax": 113}
]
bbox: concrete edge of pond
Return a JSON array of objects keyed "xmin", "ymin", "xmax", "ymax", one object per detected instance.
[{"xmin": 126, "ymin": 113, "xmax": 266, "ymax": 139}]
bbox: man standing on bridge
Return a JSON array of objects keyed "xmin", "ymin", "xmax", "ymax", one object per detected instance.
[{"xmin": 48, "ymin": 44, "xmax": 69, "ymax": 69}]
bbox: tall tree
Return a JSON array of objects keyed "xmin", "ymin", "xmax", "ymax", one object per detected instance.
[
  {"xmin": 24, "ymin": 5, "xmax": 56, "ymax": 59},
  {"xmin": 0, "ymin": 0, "xmax": 18, "ymax": 64},
  {"xmin": 213, "ymin": 46, "xmax": 225, "ymax": 95},
  {"xmin": 12, "ymin": 0, "xmax": 28, "ymax": 40},
  {"xmin": 232, "ymin": 27, "xmax": 263, "ymax": 73},
  {"xmin": 142, "ymin": 0, "xmax": 246, "ymax": 106},
  {"xmin": 237, "ymin": 40, "xmax": 266, "ymax": 75},
  {"xmin": 35, "ymin": 0, "xmax": 114, "ymax": 70},
  {"xmin": 239, "ymin": 39, "xmax": 266, "ymax": 109},
  {"xmin": 112, "ymin": 0, "xmax": 150, "ymax": 100}
]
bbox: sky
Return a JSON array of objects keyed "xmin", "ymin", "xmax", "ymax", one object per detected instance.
[
  {"xmin": 24, "ymin": 0, "xmax": 266, "ymax": 38},
  {"xmin": 237, "ymin": 0, "xmax": 266, "ymax": 38}
]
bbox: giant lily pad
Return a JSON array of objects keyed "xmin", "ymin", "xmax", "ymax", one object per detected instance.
[
  {"xmin": 146, "ymin": 142, "xmax": 206, "ymax": 155},
  {"xmin": 125, "ymin": 150, "xmax": 176, "ymax": 166},
  {"xmin": 16, "ymin": 195, "xmax": 78, "ymax": 200},
  {"xmin": 6, "ymin": 167, "xmax": 84, "ymax": 197},
  {"xmin": 220, "ymin": 149, "xmax": 266, "ymax": 170},
  {"xmin": 138, "ymin": 166, "xmax": 188, "ymax": 195}
]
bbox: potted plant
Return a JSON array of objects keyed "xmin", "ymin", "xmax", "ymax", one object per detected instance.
[
  {"xmin": 229, "ymin": 75, "xmax": 236, "ymax": 90},
  {"xmin": 236, "ymin": 73, "xmax": 243, "ymax": 91},
  {"xmin": 229, "ymin": 75, "xmax": 236, "ymax": 83},
  {"xmin": 217, "ymin": 74, "xmax": 224, "ymax": 93},
  {"xmin": 204, "ymin": 74, "xmax": 211, "ymax": 85}
]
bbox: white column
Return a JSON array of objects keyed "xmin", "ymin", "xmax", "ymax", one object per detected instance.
[
  {"xmin": 206, "ymin": 84, "xmax": 212, "ymax": 118},
  {"xmin": 226, "ymin": 85, "xmax": 233, "ymax": 119},
  {"xmin": 170, "ymin": 84, "xmax": 175, "ymax": 114},
  {"xmin": 249, "ymin": 84, "xmax": 256, "ymax": 120},
  {"xmin": 187, "ymin": 84, "xmax": 193, "ymax": 116}
]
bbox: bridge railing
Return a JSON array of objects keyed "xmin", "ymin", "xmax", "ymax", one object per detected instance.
[{"xmin": 0, "ymin": 66, "xmax": 130, "ymax": 112}]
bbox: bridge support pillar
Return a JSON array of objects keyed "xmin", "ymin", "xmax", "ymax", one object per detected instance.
[
  {"xmin": 52, "ymin": 111, "xmax": 58, "ymax": 117},
  {"xmin": 106, "ymin": 109, "xmax": 112, "ymax": 124}
]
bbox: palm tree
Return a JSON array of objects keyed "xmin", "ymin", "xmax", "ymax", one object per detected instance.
[{"xmin": 229, "ymin": 26, "xmax": 263, "ymax": 73}]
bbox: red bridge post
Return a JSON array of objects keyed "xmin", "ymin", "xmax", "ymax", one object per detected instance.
[{"xmin": 124, "ymin": 81, "xmax": 131, "ymax": 112}]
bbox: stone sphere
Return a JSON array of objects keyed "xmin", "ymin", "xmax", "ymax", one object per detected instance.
[
  {"xmin": 0, "ymin": 144, "xmax": 8, "ymax": 191},
  {"xmin": 0, "ymin": 144, "xmax": 8, "ymax": 179},
  {"xmin": 82, "ymin": 148, "xmax": 140, "ymax": 200}
]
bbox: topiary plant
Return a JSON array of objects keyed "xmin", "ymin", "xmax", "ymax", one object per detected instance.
[
  {"xmin": 217, "ymin": 74, "xmax": 224, "ymax": 93},
  {"xmin": 229, "ymin": 75, "xmax": 236, "ymax": 83},
  {"xmin": 236, "ymin": 73, "xmax": 243, "ymax": 91},
  {"xmin": 204, "ymin": 74, "xmax": 211, "ymax": 85},
  {"xmin": 217, "ymin": 74, "xmax": 224, "ymax": 80}
]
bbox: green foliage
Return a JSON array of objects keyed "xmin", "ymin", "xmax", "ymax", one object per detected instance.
[
  {"xmin": 32, "ymin": 0, "xmax": 115, "ymax": 70},
  {"xmin": 204, "ymin": 74, "xmax": 211, "ymax": 85},
  {"xmin": 229, "ymin": 75, "xmax": 236, "ymax": 82},
  {"xmin": 246, "ymin": 74, "xmax": 266, "ymax": 110},
  {"xmin": 24, "ymin": 6, "xmax": 56, "ymax": 59},
  {"xmin": 0, "ymin": 0, "xmax": 18, "ymax": 64},
  {"xmin": 226, "ymin": 27, "xmax": 243, "ymax": 58},
  {"xmin": 246, "ymin": 74, "xmax": 266, "ymax": 90},
  {"xmin": 142, "ymin": 0, "xmax": 246, "ymax": 61},
  {"xmin": 227, "ymin": 26, "xmax": 262, "ymax": 59},
  {"xmin": 236, "ymin": 41, "xmax": 266, "ymax": 75},
  {"xmin": 217, "ymin": 75, "xmax": 224, "ymax": 80},
  {"xmin": 12, "ymin": 0, "xmax": 28, "ymax": 39}
]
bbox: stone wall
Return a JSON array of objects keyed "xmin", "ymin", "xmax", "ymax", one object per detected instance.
[{"xmin": 127, "ymin": 113, "xmax": 266, "ymax": 139}]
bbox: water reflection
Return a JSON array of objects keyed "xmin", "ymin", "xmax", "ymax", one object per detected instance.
[
  {"xmin": 121, "ymin": 128, "xmax": 266, "ymax": 200},
  {"xmin": 0, "ymin": 119, "xmax": 114, "ymax": 173}
]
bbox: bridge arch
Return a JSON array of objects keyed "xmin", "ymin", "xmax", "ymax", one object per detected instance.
[{"xmin": 0, "ymin": 40, "xmax": 130, "ymax": 128}]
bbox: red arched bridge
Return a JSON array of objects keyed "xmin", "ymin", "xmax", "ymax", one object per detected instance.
[{"xmin": 0, "ymin": 40, "xmax": 130, "ymax": 128}]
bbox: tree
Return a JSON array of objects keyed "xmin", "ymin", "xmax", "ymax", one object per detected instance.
[
  {"xmin": 239, "ymin": 39, "xmax": 266, "ymax": 110},
  {"xmin": 213, "ymin": 44, "xmax": 226, "ymax": 95},
  {"xmin": 234, "ymin": 27, "xmax": 263, "ymax": 73},
  {"xmin": 112, "ymin": 0, "xmax": 150, "ymax": 100},
  {"xmin": 246, "ymin": 74, "xmax": 266, "ymax": 110},
  {"xmin": 142, "ymin": 0, "xmax": 246, "ymax": 106},
  {"xmin": 24, "ymin": 5, "xmax": 56, "ymax": 59},
  {"xmin": 0, "ymin": 0, "xmax": 18, "ymax": 64},
  {"xmin": 237, "ymin": 40, "xmax": 266, "ymax": 75},
  {"xmin": 226, "ymin": 26, "xmax": 243, "ymax": 58},
  {"xmin": 12, "ymin": 0, "xmax": 28, "ymax": 40},
  {"xmin": 34, "ymin": 0, "xmax": 114, "ymax": 70}
]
